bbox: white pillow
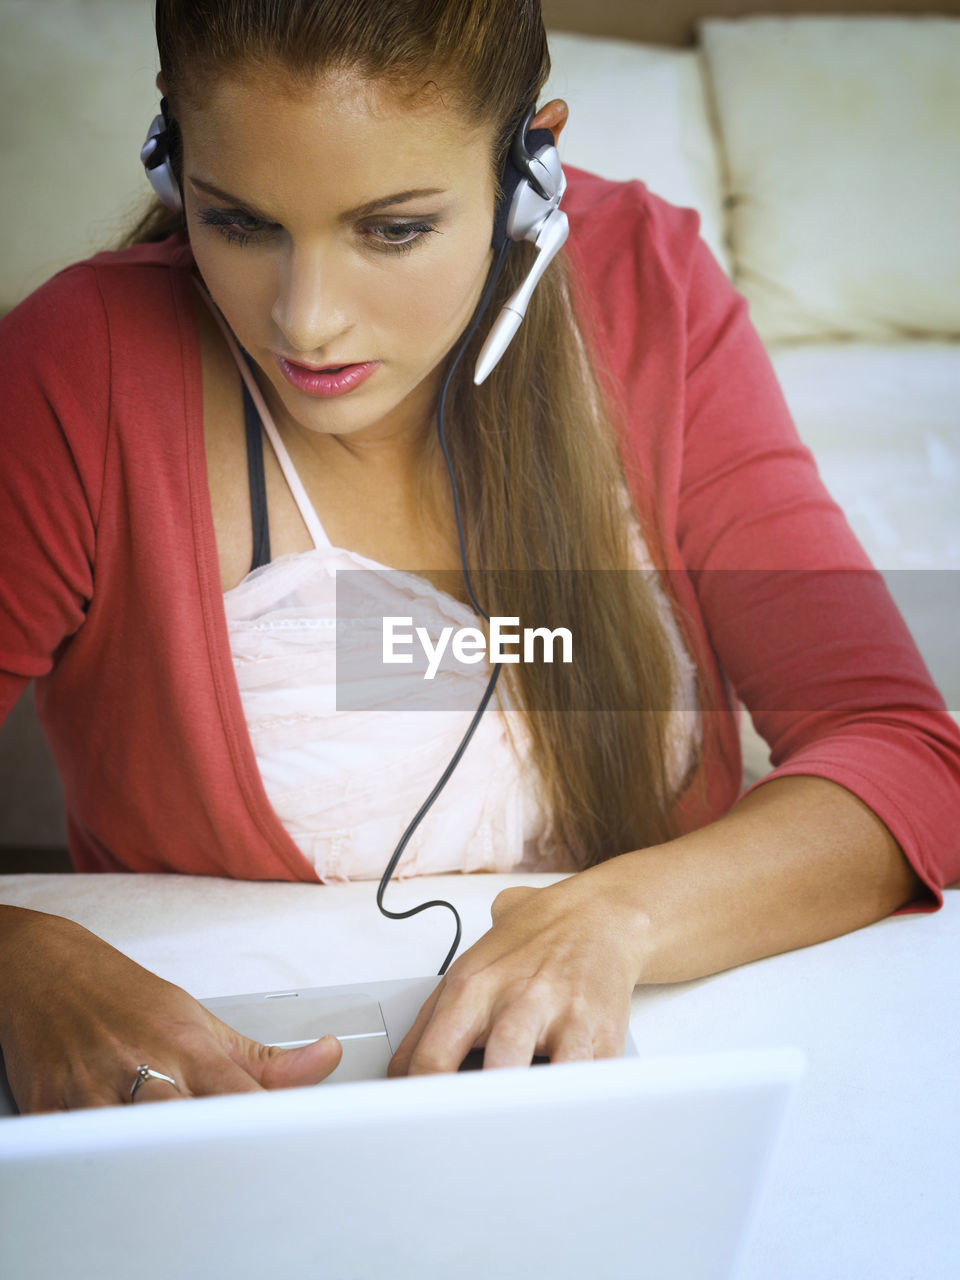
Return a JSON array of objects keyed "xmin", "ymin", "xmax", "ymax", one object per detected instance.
[
  {"xmin": 698, "ymin": 16, "xmax": 960, "ymax": 342},
  {"xmin": 0, "ymin": 0, "xmax": 160, "ymax": 311},
  {"xmin": 544, "ymin": 30, "xmax": 731, "ymax": 276}
]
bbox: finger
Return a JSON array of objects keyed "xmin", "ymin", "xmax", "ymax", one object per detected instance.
[
  {"xmin": 479, "ymin": 1003, "xmax": 545, "ymax": 1070},
  {"xmin": 593, "ymin": 1021, "xmax": 631, "ymax": 1060},
  {"xmin": 128, "ymin": 1067, "xmax": 186, "ymax": 1105},
  {"xmin": 404, "ymin": 980, "xmax": 491, "ymax": 1077},
  {"xmin": 13, "ymin": 1053, "xmax": 174, "ymax": 1113},
  {"xmin": 129, "ymin": 1078, "xmax": 184, "ymax": 1104},
  {"xmin": 33, "ymin": 1091, "xmax": 119, "ymax": 1115},
  {"xmin": 542, "ymin": 1020, "xmax": 596, "ymax": 1064},
  {"xmin": 386, "ymin": 982, "xmax": 445, "ymax": 1078},
  {"xmin": 183, "ymin": 1054, "xmax": 265, "ymax": 1099},
  {"xmin": 54, "ymin": 1083, "xmax": 128, "ymax": 1113},
  {"xmin": 215, "ymin": 1014, "xmax": 343, "ymax": 1090},
  {"xmin": 252, "ymin": 1035, "xmax": 343, "ymax": 1090},
  {"xmin": 20, "ymin": 1069, "xmax": 132, "ymax": 1114}
]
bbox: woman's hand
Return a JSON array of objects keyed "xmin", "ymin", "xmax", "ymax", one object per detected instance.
[
  {"xmin": 386, "ymin": 873, "xmax": 642, "ymax": 1076},
  {"xmin": 0, "ymin": 907, "xmax": 342, "ymax": 1113}
]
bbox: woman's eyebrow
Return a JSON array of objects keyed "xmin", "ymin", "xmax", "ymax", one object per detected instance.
[
  {"xmin": 343, "ymin": 187, "xmax": 449, "ymax": 217},
  {"xmin": 188, "ymin": 176, "xmax": 448, "ymax": 219}
]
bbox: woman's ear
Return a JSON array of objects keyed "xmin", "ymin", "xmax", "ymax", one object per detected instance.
[
  {"xmin": 156, "ymin": 72, "xmax": 168, "ymax": 97},
  {"xmin": 531, "ymin": 98, "xmax": 569, "ymax": 144}
]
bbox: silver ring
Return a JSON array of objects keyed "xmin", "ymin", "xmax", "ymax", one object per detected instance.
[{"xmin": 129, "ymin": 1063, "xmax": 181, "ymax": 1102}]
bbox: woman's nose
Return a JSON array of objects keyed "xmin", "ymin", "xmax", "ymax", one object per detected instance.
[{"xmin": 271, "ymin": 245, "xmax": 353, "ymax": 356}]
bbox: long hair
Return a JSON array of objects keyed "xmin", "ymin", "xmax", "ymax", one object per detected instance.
[{"xmin": 121, "ymin": 0, "xmax": 709, "ymax": 868}]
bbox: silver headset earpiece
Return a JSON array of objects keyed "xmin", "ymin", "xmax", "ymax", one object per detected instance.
[
  {"xmin": 140, "ymin": 102, "xmax": 183, "ymax": 213},
  {"xmin": 473, "ymin": 107, "xmax": 569, "ymax": 385}
]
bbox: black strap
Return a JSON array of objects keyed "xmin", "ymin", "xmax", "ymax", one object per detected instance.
[{"xmin": 241, "ymin": 375, "xmax": 271, "ymax": 572}]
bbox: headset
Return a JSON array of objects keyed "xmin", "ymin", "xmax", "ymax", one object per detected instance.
[{"xmin": 140, "ymin": 96, "xmax": 568, "ymax": 973}]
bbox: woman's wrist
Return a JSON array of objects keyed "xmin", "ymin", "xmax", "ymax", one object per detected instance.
[{"xmin": 580, "ymin": 774, "xmax": 925, "ymax": 988}]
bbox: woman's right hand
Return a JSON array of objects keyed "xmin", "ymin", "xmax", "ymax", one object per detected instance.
[{"xmin": 0, "ymin": 906, "xmax": 342, "ymax": 1114}]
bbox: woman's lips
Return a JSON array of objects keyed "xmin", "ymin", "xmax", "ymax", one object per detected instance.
[{"xmin": 275, "ymin": 355, "xmax": 380, "ymax": 397}]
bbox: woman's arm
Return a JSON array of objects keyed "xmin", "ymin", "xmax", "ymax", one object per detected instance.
[
  {"xmin": 388, "ymin": 772, "xmax": 926, "ymax": 1076},
  {"xmin": 586, "ymin": 772, "xmax": 925, "ymax": 985},
  {"xmin": 389, "ymin": 193, "xmax": 959, "ymax": 1075}
]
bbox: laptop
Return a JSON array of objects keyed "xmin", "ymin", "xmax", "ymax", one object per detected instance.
[{"xmin": 0, "ymin": 970, "xmax": 803, "ymax": 1280}]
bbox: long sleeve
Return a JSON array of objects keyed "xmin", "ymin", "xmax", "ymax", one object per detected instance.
[
  {"xmin": 563, "ymin": 166, "xmax": 960, "ymax": 908},
  {"xmin": 673, "ymin": 203, "xmax": 960, "ymax": 907},
  {"xmin": 0, "ymin": 264, "xmax": 109, "ymax": 723}
]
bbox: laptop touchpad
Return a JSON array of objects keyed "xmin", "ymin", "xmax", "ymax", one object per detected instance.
[{"xmin": 203, "ymin": 991, "xmax": 393, "ymax": 1084}]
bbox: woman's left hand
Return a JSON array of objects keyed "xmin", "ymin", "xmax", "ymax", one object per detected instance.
[{"xmin": 386, "ymin": 872, "xmax": 642, "ymax": 1075}]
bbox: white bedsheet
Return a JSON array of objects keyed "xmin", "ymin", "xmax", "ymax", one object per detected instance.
[{"xmin": 1, "ymin": 872, "xmax": 957, "ymax": 1279}]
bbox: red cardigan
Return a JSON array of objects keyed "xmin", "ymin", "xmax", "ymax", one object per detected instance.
[{"xmin": 2, "ymin": 167, "xmax": 958, "ymax": 903}]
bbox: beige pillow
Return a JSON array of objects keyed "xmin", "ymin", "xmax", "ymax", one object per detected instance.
[
  {"xmin": 0, "ymin": 0, "xmax": 160, "ymax": 311},
  {"xmin": 544, "ymin": 30, "xmax": 730, "ymax": 276},
  {"xmin": 698, "ymin": 16, "xmax": 960, "ymax": 342}
]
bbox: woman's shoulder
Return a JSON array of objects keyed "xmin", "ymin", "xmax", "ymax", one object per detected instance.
[
  {"xmin": 563, "ymin": 165, "xmax": 705, "ymax": 280},
  {"xmin": 83, "ymin": 232, "xmax": 196, "ymax": 283},
  {"xmin": 561, "ymin": 166, "xmax": 739, "ymax": 371},
  {"xmin": 1, "ymin": 233, "xmax": 195, "ymax": 344},
  {"xmin": 0, "ymin": 233, "xmax": 199, "ymax": 483},
  {"xmin": 0, "ymin": 233, "xmax": 197, "ymax": 399}
]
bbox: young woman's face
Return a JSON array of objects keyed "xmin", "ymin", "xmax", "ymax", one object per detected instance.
[{"xmin": 179, "ymin": 65, "xmax": 498, "ymax": 446}]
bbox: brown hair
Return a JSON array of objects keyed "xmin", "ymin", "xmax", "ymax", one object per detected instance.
[{"xmin": 123, "ymin": 0, "xmax": 709, "ymax": 868}]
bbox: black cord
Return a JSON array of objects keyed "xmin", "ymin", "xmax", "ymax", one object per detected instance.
[{"xmin": 375, "ymin": 239, "xmax": 513, "ymax": 975}]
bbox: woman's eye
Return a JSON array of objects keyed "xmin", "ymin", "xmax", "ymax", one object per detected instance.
[
  {"xmin": 368, "ymin": 221, "xmax": 438, "ymax": 254},
  {"xmin": 196, "ymin": 205, "xmax": 437, "ymax": 255},
  {"xmin": 196, "ymin": 206, "xmax": 273, "ymax": 246},
  {"xmin": 233, "ymin": 213, "xmax": 268, "ymax": 234}
]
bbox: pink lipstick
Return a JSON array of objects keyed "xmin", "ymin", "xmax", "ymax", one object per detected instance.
[{"xmin": 275, "ymin": 355, "xmax": 380, "ymax": 397}]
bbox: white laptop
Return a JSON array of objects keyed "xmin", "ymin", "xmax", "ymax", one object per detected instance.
[{"xmin": 0, "ymin": 971, "xmax": 803, "ymax": 1280}]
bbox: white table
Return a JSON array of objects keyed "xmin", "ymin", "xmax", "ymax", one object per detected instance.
[{"xmin": 1, "ymin": 872, "xmax": 956, "ymax": 1280}]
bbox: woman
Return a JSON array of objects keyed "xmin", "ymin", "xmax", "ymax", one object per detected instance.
[{"xmin": 1, "ymin": 0, "xmax": 957, "ymax": 1114}]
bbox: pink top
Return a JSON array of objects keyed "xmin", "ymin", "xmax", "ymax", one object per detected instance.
[{"xmin": 1, "ymin": 166, "xmax": 957, "ymax": 905}]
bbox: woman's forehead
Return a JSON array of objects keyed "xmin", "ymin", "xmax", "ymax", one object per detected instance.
[
  {"xmin": 179, "ymin": 60, "xmax": 485, "ymax": 134},
  {"xmin": 179, "ymin": 64, "xmax": 496, "ymax": 218}
]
